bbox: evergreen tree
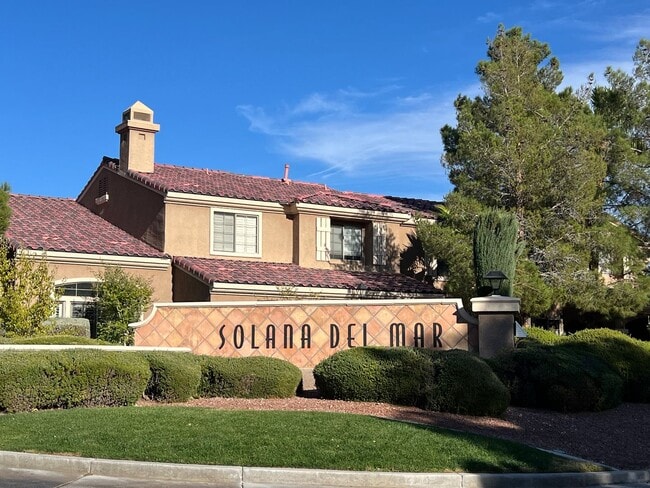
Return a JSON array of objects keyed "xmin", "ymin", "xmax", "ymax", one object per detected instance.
[
  {"xmin": 592, "ymin": 39, "xmax": 650, "ymax": 245},
  {"xmin": 439, "ymin": 25, "xmax": 649, "ymax": 321},
  {"xmin": 473, "ymin": 210, "xmax": 520, "ymax": 296}
]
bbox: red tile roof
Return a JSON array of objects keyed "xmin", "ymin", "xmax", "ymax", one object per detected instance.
[
  {"xmin": 174, "ymin": 256, "xmax": 438, "ymax": 295},
  {"xmin": 100, "ymin": 158, "xmax": 438, "ymax": 215},
  {"xmin": 6, "ymin": 194, "xmax": 167, "ymax": 258}
]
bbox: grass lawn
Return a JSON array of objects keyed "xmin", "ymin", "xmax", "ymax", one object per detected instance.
[{"xmin": 0, "ymin": 406, "xmax": 601, "ymax": 473}]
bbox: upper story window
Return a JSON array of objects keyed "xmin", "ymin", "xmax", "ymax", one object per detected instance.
[
  {"xmin": 316, "ymin": 217, "xmax": 387, "ymax": 266},
  {"xmin": 211, "ymin": 209, "xmax": 261, "ymax": 257},
  {"xmin": 330, "ymin": 221, "xmax": 364, "ymax": 261}
]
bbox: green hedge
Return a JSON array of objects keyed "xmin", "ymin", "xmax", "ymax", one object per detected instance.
[
  {"xmin": 517, "ymin": 327, "xmax": 564, "ymax": 347},
  {"xmin": 423, "ymin": 349, "xmax": 510, "ymax": 416},
  {"xmin": 2, "ymin": 335, "xmax": 109, "ymax": 345},
  {"xmin": 142, "ymin": 352, "xmax": 202, "ymax": 402},
  {"xmin": 314, "ymin": 347, "xmax": 509, "ymax": 417},
  {"xmin": 566, "ymin": 328, "xmax": 650, "ymax": 403},
  {"xmin": 489, "ymin": 345, "xmax": 623, "ymax": 412},
  {"xmin": 0, "ymin": 350, "xmax": 150, "ymax": 412},
  {"xmin": 313, "ymin": 347, "xmax": 430, "ymax": 405},
  {"xmin": 199, "ymin": 356, "xmax": 302, "ymax": 399},
  {"xmin": 512, "ymin": 327, "xmax": 650, "ymax": 405}
]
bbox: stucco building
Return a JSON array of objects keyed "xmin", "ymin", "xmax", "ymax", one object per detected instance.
[{"xmin": 6, "ymin": 102, "xmax": 441, "ymax": 323}]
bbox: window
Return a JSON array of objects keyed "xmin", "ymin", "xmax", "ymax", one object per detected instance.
[
  {"xmin": 330, "ymin": 222, "xmax": 364, "ymax": 261},
  {"xmin": 211, "ymin": 209, "xmax": 261, "ymax": 256},
  {"xmin": 54, "ymin": 279, "xmax": 98, "ymax": 326}
]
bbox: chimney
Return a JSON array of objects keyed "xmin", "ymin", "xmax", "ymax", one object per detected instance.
[
  {"xmin": 114, "ymin": 101, "xmax": 160, "ymax": 173},
  {"xmin": 282, "ymin": 163, "xmax": 291, "ymax": 183}
]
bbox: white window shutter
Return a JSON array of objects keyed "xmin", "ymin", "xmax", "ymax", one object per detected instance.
[
  {"xmin": 316, "ymin": 217, "xmax": 331, "ymax": 261},
  {"xmin": 373, "ymin": 222, "xmax": 387, "ymax": 265}
]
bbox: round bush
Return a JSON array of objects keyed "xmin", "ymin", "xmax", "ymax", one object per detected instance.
[
  {"xmin": 566, "ymin": 328, "xmax": 650, "ymax": 403},
  {"xmin": 142, "ymin": 352, "xmax": 201, "ymax": 402},
  {"xmin": 314, "ymin": 347, "xmax": 509, "ymax": 416},
  {"xmin": 199, "ymin": 355, "xmax": 301, "ymax": 398},
  {"xmin": 423, "ymin": 349, "xmax": 509, "ymax": 417},
  {"xmin": 313, "ymin": 347, "xmax": 432, "ymax": 404},
  {"xmin": 489, "ymin": 345, "xmax": 623, "ymax": 412}
]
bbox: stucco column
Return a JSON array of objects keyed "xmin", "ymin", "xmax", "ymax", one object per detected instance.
[{"xmin": 470, "ymin": 296, "xmax": 521, "ymax": 359}]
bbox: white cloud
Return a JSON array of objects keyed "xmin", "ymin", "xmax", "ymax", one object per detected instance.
[{"xmin": 237, "ymin": 87, "xmax": 460, "ymax": 186}]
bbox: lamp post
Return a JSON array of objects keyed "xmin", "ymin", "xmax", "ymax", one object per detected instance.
[
  {"xmin": 472, "ymin": 270, "xmax": 520, "ymax": 358},
  {"xmin": 484, "ymin": 270, "xmax": 508, "ymax": 296}
]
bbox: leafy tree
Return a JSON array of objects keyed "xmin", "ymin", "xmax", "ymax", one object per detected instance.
[
  {"xmin": 473, "ymin": 210, "xmax": 520, "ymax": 296},
  {"xmin": 95, "ymin": 266, "xmax": 153, "ymax": 344},
  {"xmin": 438, "ymin": 25, "xmax": 648, "ymax": 322},
  {"xmin": 0, "ymin": 242, "xmax": 59, "ymax": 336},
  {"xmin": 0, "ymin": 183, "xmax": 10, "ymax": 237},
  {"xmin": 592, "ymin": 39, "xmax": 650, "ymax": 245}
]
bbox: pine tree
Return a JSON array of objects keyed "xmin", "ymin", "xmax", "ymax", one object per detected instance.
[{"xmin": 439, "ymin": 26, "xmax": 649, "ymax": 321}]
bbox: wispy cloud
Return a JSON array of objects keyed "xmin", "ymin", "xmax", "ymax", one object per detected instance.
[{"xmin": 237, "ymin": 87, "xmax": 462, "ymax": 190}]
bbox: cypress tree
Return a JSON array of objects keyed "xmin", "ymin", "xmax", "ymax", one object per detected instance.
[{"xmin": 473, "ymin": 210, "xmax": 520, "ymax": 296}]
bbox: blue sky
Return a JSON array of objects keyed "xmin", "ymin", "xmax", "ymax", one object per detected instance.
[{"xmin": 1, "ymin": 1, "xmax": 648, "ymax": 201}]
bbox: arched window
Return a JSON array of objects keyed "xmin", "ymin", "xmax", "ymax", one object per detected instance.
[{"xmin": 54, "ymin": 279, "xmax": 99, "ymax": 325}]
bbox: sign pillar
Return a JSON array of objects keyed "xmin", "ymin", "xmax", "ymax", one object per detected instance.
[{"xmin": 470, "ymin": 296, "xmax": 520, "ymax": 359}]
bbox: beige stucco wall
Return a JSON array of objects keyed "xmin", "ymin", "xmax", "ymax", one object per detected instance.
[
  {"xmin": 78, "ymin": 167, "xmax": 166, "ymax": 251},
  {"xmin": 292, "ymin": 213, "xmax": 329, "ymax": 269},
  {"xmin": 163, "ymin": 202, "xmax": 294, "ymax": 262},
  {"xmin": 388, "ymin": 222, "xmax": 418, "ymax": 273},
  {"xmin": 49, "ymin": 261, "xmax": 172, "ymax": 303}
]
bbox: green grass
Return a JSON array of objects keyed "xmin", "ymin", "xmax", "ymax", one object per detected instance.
[{"xmin": 0, "ymin": 407, "xmax": 600, "ymax": 473}]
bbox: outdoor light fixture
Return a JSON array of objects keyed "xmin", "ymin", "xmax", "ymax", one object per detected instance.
[{"xmin": 484, "ymin": 270, "xmax": 508, "ymax": 295}]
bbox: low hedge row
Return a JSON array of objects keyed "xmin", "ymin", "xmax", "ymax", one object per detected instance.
[
  {"xmin": 0, "ymin": 350, "xmax": 302, "ymax": 412},
  {"xmin": 2, "ymin": 335, "xmax": 109, "ymax": 345},
  {"xmin": 568, "ymin": 329, "xmax": 650, "ymax": 403},
  {"xmin": 314, "ymin": 347, "xmax": 509, "ymax": 417},
  {"xmin": 0, "ymin": 350, "xmax": 150, "ymax": 412},
  {"xmin": 490, "ymin": 327, "xmax": 650, "ymax": 412},
  {"xmin": 488, "ymin": 345, "xmax": 623, "ymax": 412}
]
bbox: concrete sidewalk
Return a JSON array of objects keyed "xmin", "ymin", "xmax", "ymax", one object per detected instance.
[{"xmin": 0, "ymin": 451, "xmax": 649, "ymax": 488}]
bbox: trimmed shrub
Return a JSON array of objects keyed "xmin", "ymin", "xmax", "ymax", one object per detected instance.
[
  {"xmin": 0, "ymin": 350, "xmax": 150, "ymax": 412},
  {"xmin": 489, "ymin": 345, "xmax": 623, "ymax": 412},
  {"xmin": 517, "ymin": 327, "xmax": 565, "ymax": 347},
  {"xmin": 199, "ymin": 356, "xmax": 301, "ymax": 398},
  {"xmin": 423, "ymin": 349, "xmax": 509, "ymax": 417},
  {"xmin": 4, "ymin": 335, "xmax": 108, "ymax": 345},
  {"xmin": 566, "ymin": 328, "xmax": 650, "ymax": 403},
  {"xmin": 143, "ymin": 352, "xmax": 201, "ymax": 402},
  {"xmin": 313, "ymin": 347, "xmax": 431, "ymax": 405},
  {"xmin": 41, "ymin": 318, "xmax": 91, "ymax": 337},
  {"xmin": 314, "ymin": 347, "xmax": 509, "ymax": 417}
]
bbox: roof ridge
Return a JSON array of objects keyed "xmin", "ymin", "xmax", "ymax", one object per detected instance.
[
  {"xmin": 12, "ymin": 193, "xmax": 76, "ymax": 202},
  {"xmin": 152, "ymin": 163, "xmax": 329, "ymax": 188}
]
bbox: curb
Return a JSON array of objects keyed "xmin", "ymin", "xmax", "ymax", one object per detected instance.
[{"xmin": 0, "ymin": 451, "xmax": 648, "ymax": 488}]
